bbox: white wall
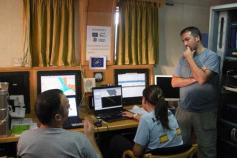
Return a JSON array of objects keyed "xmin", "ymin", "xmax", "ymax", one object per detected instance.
[
  {"xmin": 155, "ymin": 0, "xmax": 211, "ymax": 75},
  {"xmin": 0, "ymin": 0, "xmax": 24, "ymax": 67}
]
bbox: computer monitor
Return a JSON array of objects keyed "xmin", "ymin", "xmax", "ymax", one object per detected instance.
[
  {"xmin": 154, "ymin": 75, "xmax": 180, "ymax": 101},
  {"xmin": 67, "ymin": 97, "xmax": 78, "ymax": 117},
  {"xmin": 0, "ymin": 71, "xmax": 30, "ymax": 113},
  {"xmin": 92, "ymin": 86, "xmax": 123, "ymax": 111},
  {"xmin": 37, "ymin": 70, "xmax": 81, "ymax": 106},
  {"xmin": 114, "ymin": 69, "xmax": 149, "ymax": 105}
]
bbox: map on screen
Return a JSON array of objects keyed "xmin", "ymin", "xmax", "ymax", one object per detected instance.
[{"xmin": 41, "ymin": 75, "xmax": 76, "ymax": 96}]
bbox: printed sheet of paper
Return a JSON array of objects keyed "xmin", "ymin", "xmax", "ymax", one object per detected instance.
[{"xmin": 86, "ymin": 26, "xmax": 111, "ymax": 60}]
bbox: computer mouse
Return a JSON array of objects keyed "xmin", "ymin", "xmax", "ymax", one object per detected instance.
[{"xmin": 94, "ymin": 119, "xmax": 102, "ymax": 127}]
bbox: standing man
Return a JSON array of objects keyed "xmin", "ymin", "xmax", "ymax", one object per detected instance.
[
  {"xmin": 17, "ymin": 89, "xmax": 102, "ymax": 158},
  {"xmin": 172, "ymin": 26, "xmax": 220, "ymax": 158}
]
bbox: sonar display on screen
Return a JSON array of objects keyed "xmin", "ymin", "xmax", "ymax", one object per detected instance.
[{"xmin": 117, "ymin": 73, "xmax": 146, "ymax": 98}]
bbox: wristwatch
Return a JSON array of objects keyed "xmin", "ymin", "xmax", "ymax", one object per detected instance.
[{"xmin": 133, "ymin": 113, "xmax": 138, "ymax": 119}]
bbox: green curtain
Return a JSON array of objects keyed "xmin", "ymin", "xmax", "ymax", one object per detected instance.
[
  {"xmin": 116, "ymin": 0, "xmax": 159, "ymax": 65},
  {"xmin": 23, "ymin": 0, "xmax": 75, "ymax": 67}
]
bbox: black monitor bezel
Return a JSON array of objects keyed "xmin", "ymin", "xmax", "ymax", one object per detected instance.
[
  {"xmin": 114, "ymin": 69, "xmax": 149, "ymax": 105},
  {"xmin": 37, "ymin": 70, "xmax": 82, "ymax": 107}
]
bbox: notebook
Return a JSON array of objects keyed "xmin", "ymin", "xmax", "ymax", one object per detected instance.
[
  {"xmin": 63, "ymin": 97, "xmax": 83, "ymax": 129},
  {"xmin": 92, "ymin": 86, "xmax": 125, "ymax": 122}
]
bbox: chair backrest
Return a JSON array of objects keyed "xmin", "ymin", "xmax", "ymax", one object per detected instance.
[
  {"xmin": 123, "ymin": 144, "xmax": 198, "ymax": 158},
  {"xmin": 143, "ymin": 144, "xmax": 198, "ymax": 158}
]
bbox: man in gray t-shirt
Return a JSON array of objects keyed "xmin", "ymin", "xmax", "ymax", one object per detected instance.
[
  {"xmin": 172, "ymin": 26, "xmax": 220, "ymax": 158},
  {"xmin": 17, "ymin": 89, "xmax": 102, "ymax": 158}
]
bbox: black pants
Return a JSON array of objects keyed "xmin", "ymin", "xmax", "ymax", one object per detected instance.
[{"xmin": 109, "ymin": 135, "xmax": 134, "ymax": 158}]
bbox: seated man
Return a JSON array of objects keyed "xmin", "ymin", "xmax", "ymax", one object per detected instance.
[{"xmin": 17, "ymin": 89, "xmax": 102, "ymax": 158}]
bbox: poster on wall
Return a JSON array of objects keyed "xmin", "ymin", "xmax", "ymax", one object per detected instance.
[
  {"xmin": 86, "ymin": 26, "xmax": 111, "ymax": 61},
  {"xmin": 89, "ymin": 56, "xmax": 106, "ymax": 70}
]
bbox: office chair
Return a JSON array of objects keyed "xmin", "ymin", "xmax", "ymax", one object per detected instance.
[{"xmin": 123, "ymin": 144, "xmax": 198, "ymax": 158}]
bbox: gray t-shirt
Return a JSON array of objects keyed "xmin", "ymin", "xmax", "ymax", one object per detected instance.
[
  {"xmin": 17, "ymin": 128, "xmax": 100, "ymax": 158},
  {"xmin": 134, "ymin": 110, "xmax": 183, "ymax": 150},
  {"xmin": 175, "ymin": 49, "xmax": 220, "ymax": 112}
]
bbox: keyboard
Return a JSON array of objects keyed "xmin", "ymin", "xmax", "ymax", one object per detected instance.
[
  {"xmin": 98, "ymin": 111, "xmax": 126, "ymax": 122},
  {"xmin": 63, "ymin": 121, "xmax": 84, "ymax": 129},
  {"xmin": 71, "ymin": 122, "xmax": 84, "ymax": 128}
]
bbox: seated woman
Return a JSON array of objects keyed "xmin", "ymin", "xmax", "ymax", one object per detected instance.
[{"xmin": 110, "ymin": 85, "xmax": 183, "ymax": 158}]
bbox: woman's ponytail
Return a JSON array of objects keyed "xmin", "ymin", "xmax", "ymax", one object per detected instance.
[
  {"xmin": 155, "ymin": 97, "xmax": 169, "ymax": 129},
  {"xmin": 143, "ymin": 85, "xmax": 170, "ymax": 130}
]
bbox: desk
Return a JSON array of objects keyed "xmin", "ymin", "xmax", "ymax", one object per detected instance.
[
  {"xmin": 0, "ymin": 135, "xmax": 19, "ymax": 144},
  {"xmin": 70, "ymin": 119, "xmax": 138, "ymax": 133},
  {"xmin": 0, "ymin": 116, "xmax": 138, "ymax": 144}
]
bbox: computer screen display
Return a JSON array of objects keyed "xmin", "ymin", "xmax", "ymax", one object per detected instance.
[
  {"xmin": 40, "ymin": 75, "xmax": 76, "ymax": 96},
  {"xmin": 154, "ymin": 75, "xmax": 180, "ymax": 101},
  {"xmin": 68, "ymin": 97, "xmax": 78, "ymax": 117},
  {"xmin": 37, "ymin": 70, "xmax": 81, "ymax": 105},
  {"xmin": 114, "ymin": 69, "xmax": 149, "ymax": 105},
  {"xmin": 92, "ymin": 86, "xmax": 122, "ymax": 111}
]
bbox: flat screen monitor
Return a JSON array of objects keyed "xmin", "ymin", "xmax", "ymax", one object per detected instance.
[
  {"xmin": 154, "ymin": 75, "xmax": 180, "ymax": 101},
  {"xmin": 92, "ymin": 86, "xmax": 122, "ymax": 111},
  {"xmin": 37, "ymin": 70, "xmax": 81, "ymax": 105},
  {"xmin": 67, "ymin": 97, "xmax": 78, "ymax": 117},
  {"xmin": 0, "ymin": 71, "xmax": 30, "ymax": 113},
  {"xmin": 114, "ymin": 69, "xmax": 149, "ymax": 105}
]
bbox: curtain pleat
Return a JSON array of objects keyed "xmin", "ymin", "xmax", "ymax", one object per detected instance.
[
  {"xmin": 23, "ymin": 0, "xmax": 75, "ymax": 67},
  {"xmin": 116, "ymin": 0, "xmax": 159, "ymax": 65}
]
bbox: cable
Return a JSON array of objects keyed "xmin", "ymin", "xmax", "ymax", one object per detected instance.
[
  {"xmin": 79, "ymin": 66, "xmax": 86, "ymax": 107},
  {"xmin": 101, "ymin": 120, "xmax": 109, "ymax": 131}
]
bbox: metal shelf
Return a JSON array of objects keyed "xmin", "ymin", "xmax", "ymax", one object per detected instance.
[
  {"xmin": 223, "ymin": 86, "xmax": 237, "ymax": 93},
  {"xmin": 225, "ymin": 56, "xmax": 237, "ymax": 61}
]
